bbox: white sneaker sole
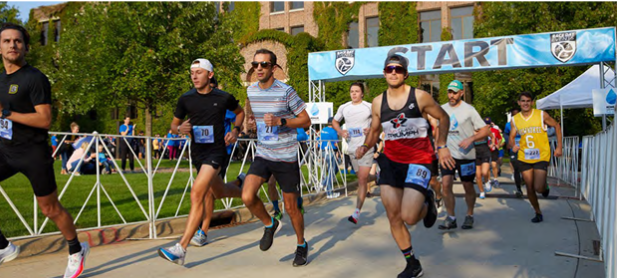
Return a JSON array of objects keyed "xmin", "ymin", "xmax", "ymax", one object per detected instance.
[{"xmin": 0, "ymin": 245, "xmax": 20, "ymax": 265}]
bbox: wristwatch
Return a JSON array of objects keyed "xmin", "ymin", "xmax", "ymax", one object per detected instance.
[
  {"xmin": 280, "ymin": 118, "xmax": 287, "ymax": 127},
  {"xmin": 1, "ymin": 109, "xmax": 11, "ymax": 119}
]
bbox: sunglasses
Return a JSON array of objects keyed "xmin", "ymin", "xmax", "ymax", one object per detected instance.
[
  {"xmin": 384, "ymin": 65, "xmax": 406, "ymax": 74},
  {"xmin": 251, "ymin": 61, "xmax": 272, "ymax": 69}
]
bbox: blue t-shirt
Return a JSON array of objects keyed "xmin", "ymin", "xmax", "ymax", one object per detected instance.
[
  {"xmin": 119, "ymin": 124, "xmax": 134, "ymax": 141},
  {"xmin": 51, "ymin": 135, "xmax": 58, "ymax": 147},
  {"xmin": 166, "ymin": 133, "xmax": 178, "ymax": 147},
  {"xmin": 296, "ymin": 128, "xmax": 308, "ymax": 142},
  {"xmin": 504, "ymin": 121, "xmax": 521, "ymax": 150},
  {"xmin": 319, "ymin": 126, "xmax": 338, "ymax": 151},
  {"xmin": 98, "ymin": 152, "xmax": 107, "ymax": 161},
  {"xmin": 224, "ymin": 110, "xmax": 237, "ymax": 155}
]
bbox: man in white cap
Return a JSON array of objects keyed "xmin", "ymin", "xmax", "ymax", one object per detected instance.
[{"xmin": 157, "ymin": 58, "xmax": 245, "ymax": 265}]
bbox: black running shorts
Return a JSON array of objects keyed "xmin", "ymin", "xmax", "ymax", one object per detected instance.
[
  {"xmin": 0, "ymin": 143, "xmax": 57, "ymax": 197},
  {"xmin": 490, "ymin": 149, "xmax": 499, "ymax": 162},
  {"xmin": 440, "ymin": 159, "xmax": 476, "ymax": 183},
  {"xmin": 248, "ymin": 157, "xmax": 300, "ymax": 194},
  {"xmin": 376, "ymin": 154, "xmax": 431, "ymax": 196},
  {"xmin": 474, "ymin": 143, "xmax": 491, "ymax": 165},
  {"xmin": 193, "ymin": 151, "xmax": 230, "ymax": 178},
  {"xmin": 518, "ymin": 161, "xmax": 549, "ymax": 172}
]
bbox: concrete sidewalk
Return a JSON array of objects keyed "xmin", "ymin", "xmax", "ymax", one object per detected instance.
[{"xmin": 0, "ymin": 175, "xmax": 604, "ymax": 278}]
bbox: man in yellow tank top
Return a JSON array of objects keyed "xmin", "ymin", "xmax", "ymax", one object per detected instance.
[{"xmin": 509, "ymin": 92, "xmax": 562, "ymax": 223}]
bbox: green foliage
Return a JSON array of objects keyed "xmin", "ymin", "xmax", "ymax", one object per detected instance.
[
  {"xmin": 0, "ymin": 2, "xmax": 21, "ymax": 24},
  {"xmin": 230, "ymin": 2, "xmax": 260, "ymax": 42},
  {"xmin": 473, "ymin": 2, "xmax": 617, "ymax": 135},
  {"xmin": 313, "ymin": 2, "xmax": 362, "ymax": 51}
]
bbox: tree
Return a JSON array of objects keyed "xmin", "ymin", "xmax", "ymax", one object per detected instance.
[
  {"xmin": 56, "ymin": 2, "xmax": 245, "ymax": 136},
  {"xmin": 474, "ymin": 2, "xmax": 617, "ymax": 135}
]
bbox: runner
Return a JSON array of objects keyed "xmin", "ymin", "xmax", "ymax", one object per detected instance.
[
  {"xmin": 473, "ymin": 124, "xmax": 495, "ymax": 199},
  {"xmin": 426, "ymin": 115, "xmax": 444, "ymax": 213},
  {"xmin": 510, "ymin": 92, "xmax": 562, "ymax": 223},
  {"xmin": 157, "ymin": 58, "xmax": 245, "ymax": 264},
  {"xmin": 0, "ymin": 23, "xmax": 89, "ymax": 278},
  {"xmin": 438, "ymin": 80, "xmax": 491, "ymax": 230},
  {"xmin": 332, "ymin": 82, "xmax": 373, "ymax": 224},
  {"xmin": 486, "ymin": 118, "xmax": 503, "ymax": 188},
  {"xmin": 356, "ymin": 54, "xmax": 455, "ymax": 278},
  {"xmin": 243, "ymin": 49, "xmax": 311, "ymax": 267},
  {"xmin": 504, "ymin": 108, "xmax": 523, "ymax": 197}
]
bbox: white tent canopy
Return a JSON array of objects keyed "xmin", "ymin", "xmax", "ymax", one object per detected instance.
[{"xmin": 537, "ymin": 65, "xmax": 615, "ymax": 110}]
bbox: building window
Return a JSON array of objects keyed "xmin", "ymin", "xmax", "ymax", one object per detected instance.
[
  {"xmin": 419, "ymin": 10, "xmax": 441, "ymax": 43},
  {"xmin": 227, "ymin": 2, "xmax": 235, "ymax": 12},
  {"xmin": 419, "ymin": 75, "xmax": 440, "ymax": 100},
  {"xmin": 450, "ymin": 6, "xmax": 474, "ymax": 40},
  {"xmin": 347, "ymin": 21, "xmax": 359, "ymax": 49},
  {"xmin": 290, "ymin": 2, "xmax": 304, "ymax": 10},
  {"xmin": 291, "ymin": 26, "xmax": 304, "ymax": 36},
  {"xmin": 275, "ymin": 27, "xmax": 285, "ymax": 32},
  {"xmin": 366, "ymin": 17, "xmax": 379, "ymax": 47},
  {"xmin": 54, "ymin": 20, "xmax": 61, "ymax": 42},
  {"xmin": 41, "ymin": 21, "xmax": 49, "ymax": 46},
  {"xmin": 271, "ymin": 2, "xmax": 284, "ymax": 13}
]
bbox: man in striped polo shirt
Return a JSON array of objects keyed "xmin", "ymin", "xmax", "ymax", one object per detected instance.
[{"xmin": 243, "ymin": 49, "xmax": 311, "ymax": 267}]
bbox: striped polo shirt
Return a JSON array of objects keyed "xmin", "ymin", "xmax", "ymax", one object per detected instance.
[{"xmin": 247, "ymin": 79, "xmax": 307, "ymax": 162}]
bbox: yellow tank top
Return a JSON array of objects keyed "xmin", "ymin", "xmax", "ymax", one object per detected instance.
[{"xmin": 513, "ymin": 109, "xmax": 551, "ymax": 163}]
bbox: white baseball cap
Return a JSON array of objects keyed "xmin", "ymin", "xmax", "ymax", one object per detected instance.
[{"xmin": 190, "ymin": 58, "xmax": 213, "ymax": 72}]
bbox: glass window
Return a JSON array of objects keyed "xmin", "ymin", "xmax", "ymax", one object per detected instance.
[
  {"xmin": 271, "ymin": 2, "xmax": 285, "ymax": 13},
  {"xmin": 291, "ymin": 26, "xmax": 304, "ymax": 36},
  {"xmin": 275, "ymin": 27, "xmax": 285, "ymax": 32},
  {"xmin": 419, "ymin": 10, "xmax": 441, "ymax": 43},
  {"xmin": 450, "ymin": 6, "xmax": 474, "ymax": 40},
  {"xmin": 366, "ymin": 17, "xmax": 379, "ymax": 47},
  {"xmin": 54, "ymin": 20, "xmax": 61, "ymax": 42},
  {"xmin": 347, "ymin": 21, "xmax": 359, "ymax": 49},
  {"xmin": 290, "ymin": 2, "xmax": 304, "ymax": 10},
  {"xmin": 419, "ymin": 75, "xmax": 441, "ymax": 100},
  {"xmin": 41, "ymin": 22, "xmax": 49, "ymax": 46},
  {"xmin": 227, "ymin": 2, "xmax": 234, "ymax": 12}
]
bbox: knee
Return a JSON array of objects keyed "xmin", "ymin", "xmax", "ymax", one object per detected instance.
[
  {"xmin": 190, "ymin": 191, "xmax": 206, "ymax": 205},
  {"xmin": 284, "ymin": 202, "xmax": 299, "ymax": 217},
  {"xmin": 401, "ymin": 212, "xmax": 420, "ymax": 226},
  {"xmin": 242, "ymin": 191, "xmax": 256, "ymax": 205},
  {"xmin": 40, "ymin": 202, "xmax": 63, "ymax": 219}
]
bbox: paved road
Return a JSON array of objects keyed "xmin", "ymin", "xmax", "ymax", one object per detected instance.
[{"xmin": 0, "ymin": 175, "xmax": 605, "ymax": 278}]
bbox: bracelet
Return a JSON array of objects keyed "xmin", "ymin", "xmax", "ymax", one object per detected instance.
[
  {"xmin": 360, "ymin": 144, "xmax": 370, "ymax": 149},
  {"xmin": 437, "ymin": 145, "xmax": 448, "ymax": 150},
  {"xmin": 234, "ymin": 126, "xmax": 241, "ymax": 133}
]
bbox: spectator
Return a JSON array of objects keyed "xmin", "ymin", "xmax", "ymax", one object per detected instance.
[
  {"xmin": 59, "ymin": 122, "xmax": 80, "ymax": 175},
  {"xmin": 67, "ymin": 143, "xmax": 96, "ymax": 176},
  {"xmin": 97, "ymin": 145, "xmax": 115, "ymax": 174},
  {"xmin": 50, "ymin": 134, "xmax": 58, "ymax": 159},
  {"xmin": 318, "ymin": 118, "xmax": 340, "ymax": 198},
  {"xmin": 153, "ymin": 134, "xmax": 161, "ymax": 159},
  {"xmin": 119, "ymin": 116, "xmax": 135, "ymax": 173},
  {"xmin": 138, "ymin": 130, "xmax": 146, "ymax": 159},
  {"xmin": 166, "ymin": 129, "xmax": 178, "ymax": 160}
]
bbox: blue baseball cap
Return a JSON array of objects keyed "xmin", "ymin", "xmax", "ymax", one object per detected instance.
[{"xmin": 447, "ymin": 80, "xmax": 464, "ymax": 92}]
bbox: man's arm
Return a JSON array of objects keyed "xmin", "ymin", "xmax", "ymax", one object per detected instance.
[
  {"xmin": 417, "ymin": 90, "xmax": 455, "ymax": 169},
  {"xmin": 355, "ymin": 96, "xmax": 382, "ymax": 159},
  {"xmin": 543, "ymin": 111, "xmax": 563, "ymax": 157},
  {"xmin": 225, "ymin": 105, "xmax": 245, "ymax": 145},
  {"xmin": 2, "ymin": 104, "xmax": 52, "ymax": 130},
  {"xmin": 509, "ymin": 121, "xmax": 518, "ymax": 151},
  {"xmin": 332, "ymin": 118, "xmax": 348, "ymax": 139}
]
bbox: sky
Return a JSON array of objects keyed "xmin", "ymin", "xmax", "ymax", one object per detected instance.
[{"xmin": 7, "ymin": 1, "xmax": 64, "ymax": 22}]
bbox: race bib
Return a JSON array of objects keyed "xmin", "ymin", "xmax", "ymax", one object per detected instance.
[
  {"xmin": 405, "ymin": 164, "xmax": 431, "ymax": 188},
  {"xmin": 524, "ymin": 148, "xmax": 540, "ymax": 160},
  {"xmin": 257, "ymin": 122, "xmax": 279, "ymax": 141},
  {"xmin": 348, "ymin": 127, "xmax": 363, "ymax": 138},
  {"xmin": 193, "ymin": 125, "xmax": 214, "ymax": 144},
  {"xmin": 0, "ymin": 118, "xmax": 12, "ymax": 140},
  {"xmin": 460, "ymin": 162, "xmax": 476, "ymax": 177}
]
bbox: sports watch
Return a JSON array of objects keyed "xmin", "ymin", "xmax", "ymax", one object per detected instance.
[
  {"xmin": 1, "ymin": 109, "xmax": 11, "ymax": 119},
  {"xmin": 280, "ymin": 118, "xmax": 287, "ymax": 127}
]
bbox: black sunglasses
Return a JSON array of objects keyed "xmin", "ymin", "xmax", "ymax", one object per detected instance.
[
  {"xmin": 251, "ymin": 61, "xmax": 272, "ymax": 69},
  {"xmin": 384, "ymin": 65, "xmax": 406, "ymax": 74}
]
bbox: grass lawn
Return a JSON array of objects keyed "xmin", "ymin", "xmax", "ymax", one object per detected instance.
[{"xmin": 0, "ymin": 158, "xmax": 355, "ymax": 238}]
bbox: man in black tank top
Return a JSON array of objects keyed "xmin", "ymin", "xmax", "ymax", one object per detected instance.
[
  {"xmin": 356, "ymin": 54, "xmax": 455, "ymax": 278},
  {"xmin": 0, "ymin": 23, "xmax": 90, "ymax": 278}
]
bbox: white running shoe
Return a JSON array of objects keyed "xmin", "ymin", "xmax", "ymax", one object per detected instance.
[
  {"xmin": 479, "ymin": 192, "xmax": 486, "ymax": 199},
  {"xmin": 484, "ymin": 181, "xmax": 493, "ymax": 192},
  {"xmin": 493, "ymin": 179, "xmax": 500, "ymax": 188},
  {"xmin": 0, "ymin": 242, "xmax": 20, "ymax": 266},
  {"xmin": 64, "ymin": 242, "xmax": 89, "ymax": 278},
  {"xmin": 158, "ymin": 243, "xmax": 186, "ymax": 265},
  {"xmin": 190, "ymin": 230, "xmax": 208, "ymax": 247}
]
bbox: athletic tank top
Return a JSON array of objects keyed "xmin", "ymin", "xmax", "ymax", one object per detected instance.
[
  {"xmin": 512, "ymin": 109, "xmax": 551, "ymax": 163},
  {"xmin": 380, "ymin": 87, "xmax": 434, "ymax": 164}
]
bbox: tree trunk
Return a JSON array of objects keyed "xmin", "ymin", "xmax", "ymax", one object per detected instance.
[{"xmin": 145, "ymin": 104, "xmax": 153, "ymax": 137}]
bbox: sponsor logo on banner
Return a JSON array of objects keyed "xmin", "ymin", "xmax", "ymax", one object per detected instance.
[
  {"xmin": 551, "ymin": 31, "xmax": 577, "ymax": 63},
  {"xmin": 592, "ymin": 88, "xmax": 615, "ymax": 116},
  {"xmin": 307, "ymin": 102, "xmax": 333, "ymax": 124},
  {"xmin": 335, "ymin": 50, "xmax": 355, "ymax": 75}
]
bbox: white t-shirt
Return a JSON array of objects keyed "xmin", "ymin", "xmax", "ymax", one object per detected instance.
[
  {"xmin": 334, "ymin": 101, "xmax": 372, "ymax": 155},
  {"xmin": 441, "ymin": 101, "xmax": 486, "ymax": 160}
]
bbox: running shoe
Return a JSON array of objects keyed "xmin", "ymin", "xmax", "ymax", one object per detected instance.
[
  {"xmin": 64, "ymin": 242, "xmax": 90, "ymax": 278},
  {"xmin": 0, "ymin": 242, "xmax": 20, "ymax": 266},
  {"xmin": 492, "ymin": 179, "xmax": 500, "ymax": 188},
  {"xmin": 274, "ymin": 210, "xmax": 284, "ymax": 221},
  {"xmin": 397, "ymin": 258, "xmax": 423, "ymax": 278},
  {"xmin": 532, "ymin": 213, "xmax": 544, "ymax": 223},
  {"xmin": 292, "ymin": 241, "xmax": 309, "ymax": 267},
  {"xmin": 435, "ymin": 198, "xmax": 443, "ymax": 214},
  {"xmin": 259, "ymin": 218, "xmax": 281, "ymax": 251},
  {"xmin": 542, "ymin": 185, "xmax": 550, "ymax": 198},
  {"xmin": 461, "ymin": 215, "xmax": 474, "ymax": 230},
  {"xmin": 158, "ymin": 243, "xmax": 186, "ymax": 265},
  {"xmin": 423, "ymin": 189, "xmax": 437, "ymax": 228},
  {"xmin": 479, "ymin": 192, "xmax": 486, "ymax": 199},
  {"xmin": 237, "ymin": 173, "xmax": 246, "ymax": 189},
  {"xmin": 347, "ymin": 215, "xmax": 358, "ymax": 224},
  {"xmin": 484, "ymin": 181, "xmax": 493, "ymax": 192},
  {"xmin": 190, "ymin": 229, "xmax": 208, "ymax": 247},
  {"xmin": 515, "ymin": 189, "xmax": 523, "ymax": 198},
  {"xmin": 438, "ymin": 217, "xmax": 457, "ymax": 230}
]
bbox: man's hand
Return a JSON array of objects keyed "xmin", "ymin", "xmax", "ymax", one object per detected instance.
[
  {"xmin": 355, "ymin": 145, "xmax": 368, "ymax": 159},
  {"xmin": 264, "ymin": 113, "xmax": 280, "ymax": 127},
  {"xmin": 438, "ymin": 148, "xmax": 456, "ymax": 170},
  {"xmin": 179, "ymin": 119, "xmax": 192, "ymax": 135},
  {"xmin": 512, "ymin": 145, "xmax": 520, "ymax": 153},
  {"xmin": 459, "ymin": 137, "xmax": 475, "ymax": 150},
  {"xmin": 338, "ymin": 130, "xmax": 349, "ymax": 139},
  {"xmin": 554, "ymin": 146, "xmax": 563, "ymax": 158},
  {"xmin": 363, "ymin": 128, "xmax": 369, "ymax": 135},
  {"xmin": 225, "ymin": 129, "xmax": 239, "ymax": 146}
]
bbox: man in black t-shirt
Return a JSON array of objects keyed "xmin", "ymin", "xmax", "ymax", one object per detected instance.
[
  {"xmin": 0, "ymin": 23, "xmax": 89, "ymax": 278},
  {"xmin": 157, "ymin": 58, "xmax": 245, "ymax": 265}
]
